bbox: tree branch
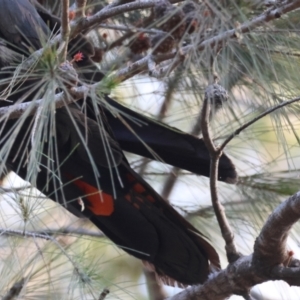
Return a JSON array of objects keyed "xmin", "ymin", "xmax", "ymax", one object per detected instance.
[
  {"xmin": 60, "ymin": 0, "xmax": 71, "ymax": 61},
  {"xmin": 253, "ymin": 191, "xmax": 300, "ymax": 270},
  {"xmin": 169, "ymin": 190, "xmax": 300, "ymax": 300},
  {"xmin": 0, "ymin": 228, "xmax": 105, "ymax": 239},
  {"xmin": 0, "ymin": 85, "xmax": 88, "ymax": 120},
  {"xmin": 21, "ymin": 0, "xmax": 300, "ymax": 86},
  {"xmin": 200, "ymin": 85, "xmax": 239, "ymax": 262}
]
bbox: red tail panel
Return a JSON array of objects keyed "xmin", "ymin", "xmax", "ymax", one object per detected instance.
[{"xmin": 72, "ymin": 178, "xmax": 114, "ymax": 216}]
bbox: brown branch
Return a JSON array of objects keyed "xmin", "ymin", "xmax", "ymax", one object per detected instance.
[
  {"xmin": 200, "ymin": 93, "xmax": 217, "ymax": 152},
  {"xmin": 193, "ymin": 0, "xmax": 300, "ymax": 54},
  {"xmin": 253, "ymin": 191, "xmax": 300, "ymax": 270},
  {"xmin": 169, "ymin": 255, "xmax": 255, "ymax": 300},
  {"xmin": 40, "ymin": 0, "xmax": 300, "ymax": 73},
  {"xmin": 22, "ymin": 0, "xmax": 300, "ymax": 84},
  {"xmin": 169, "ymin": 191, "xmax": 300, "ymax": 300},
  {"xmin": 200, "ymin": 85, "xmax": 239, "ymax": 262},
  {"xmin": 270, "ymin": 265, "xmax": 300, "ymax": 286},
  {"xmin": 60, "ymin": 0, "xmax": 71, "ymax": 61}
]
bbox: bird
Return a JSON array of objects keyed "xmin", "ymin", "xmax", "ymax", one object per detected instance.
[
  {"xmin": 0, "ymin": 0, "xmax": 236, "ymax": 285},
  {"xmin": 33, "ymin": 0, "xmax": 237, "ymax": 183}
]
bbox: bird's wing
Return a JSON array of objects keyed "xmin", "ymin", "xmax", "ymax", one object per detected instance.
[
  {"xmin": 30, "ymin": 0, "xmax": 237, "ymax": 183},
  {"xmin": 0, "ymin": 0, "xmax": 48, "ymax": 51},
  {"xmin": 103, "ymin": 96, "xmax": 238, "ymax": 183}
]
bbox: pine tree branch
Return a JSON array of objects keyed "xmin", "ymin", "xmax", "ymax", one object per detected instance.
[
  {"xmin": 19, "ymin": 0, "xmax": 300, "ymax": 86},
  {"xmin": 0, "ymin": 228, "xmax": 105, "ymax": 239},
  {"xmin": 219, "ymin": 96, "xmax": 300, "ymax": 151},
  {"xmin": 0, "ymin": 85, "xmax": 87, "ymax": 120},
  {"xmin": 200, "ymin": 85, "xmax": 239, "ymax": 263},
  {"xmin": 60, "ymin": 0, "xmax": 71, "ymax": 61},
  {"xmin": 169, "ymin": 190, "xmax": 300, "ymax": 300}
]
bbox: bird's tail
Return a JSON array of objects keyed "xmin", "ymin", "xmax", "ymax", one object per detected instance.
[{"xmin": 80, "ymin": 167, "xmax": 221, "ymax": 286}]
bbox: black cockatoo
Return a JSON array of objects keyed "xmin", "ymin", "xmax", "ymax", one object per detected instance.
[{"xmin": 0, "ymin": 0, "xmax": 236, "ymax": 285}]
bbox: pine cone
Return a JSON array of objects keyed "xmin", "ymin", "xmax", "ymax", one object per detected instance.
[
  {"xmin": 183, "ymin": 3, "xmax": 213, "ymax": 35},
  {"xmin": 184, "ymin": 14, "xmax": 199, "ymax": 34},
  {"xmin": 154, "ymin": 0, "xmax": 170, "ymax": 19},
  {"xmin": 204, "ymin": 83, "xmax": 228, "ymax": 117},
  {"xmin": 182, "ymin": 2, "xmax": 199, "ymax": 34},
  {"xmin": 182, "ymin": 2, "xmax": 197, "ymax": 14},
  {"xmin": 130, "ymin": 33, "xmax": 150, "ymax": 54},
  {"xmin": 154, "ymin": 1, "xmax": 185, "ymax": 40},
  {"xmin": 161, "ymin": 7, "xmax": 185, "ymax": 39},
  {"xmin": 151, "ymin": 33, "xmax": 175, "ymax": 54}
]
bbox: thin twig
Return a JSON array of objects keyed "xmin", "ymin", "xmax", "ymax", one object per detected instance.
[
  {"xmin": 0, "ymin": 186, "xmax": 32, "ymax": 194},
  {"xmin": 0, "ymin": 85, "xmax": 87, "ymax": 120},
  {"xmin": 0, "ymin": 227, "xmax": 105, "ymax": 239},
  {"xmin": 244, "ymin": 43, "xmax": 300, "ymax": 58},
  {"xmin": 107, "ymin": 14, "xmax": 155, "ymax": 51},
  {"xmin": 3, "ymin": 71, "xmax": 300, "ymax": 142},
  {"xmin": 0, "ymin": 228, "xmax": 58, "ymax": 241},
  {"xmin": 99, "ymin": 23, "xmax": 163, "ymax": 35},
  {"xmin": 200, "ymin": 97, "xmax": 217, "ymax": 153},
  {"xmin": 148, "ymin": 53, "xmax": 185, "ymax": 78},
  {"xmin": 219, "ymin": 96, "xmax": 300, "ymax": 151},
  {"xmin": 0, "ymin": 228, "xmax": 88, "ymax": 281},
  {"xmin": 21, "ymin": 0, "xmax": 300, "ymax": 84},
  {"xmin": 60, "ymin": 0, "xmax": 71, "ymax": 61},
  {"xmin": 200, "ymin": 89, "xmax": 239, "ymax": 262}
]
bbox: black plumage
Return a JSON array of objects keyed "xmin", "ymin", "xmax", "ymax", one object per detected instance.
[{"xmin": 0, "ymin": 0, "xmax": 236, "ymax": 285}]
